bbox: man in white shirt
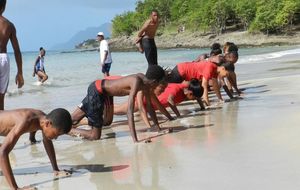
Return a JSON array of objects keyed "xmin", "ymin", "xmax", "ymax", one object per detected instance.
[{"xmin": 97, "ymin": 32, "xmax": 112, "ymax": 77}]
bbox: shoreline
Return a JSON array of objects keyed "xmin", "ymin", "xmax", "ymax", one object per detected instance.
[{"xmin": 76, "ymin": 30, "xmax": 300, "ymax": 52}]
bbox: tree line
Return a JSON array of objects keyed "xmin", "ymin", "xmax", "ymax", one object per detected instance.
[{"xmin": 111, "ymin": 0, "xmax": 300, "ymax": 37}]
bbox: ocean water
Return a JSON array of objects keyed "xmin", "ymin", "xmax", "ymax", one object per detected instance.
[{"xmin": 5, "ymin": 45, "xmax": 300, "ymax": 112}]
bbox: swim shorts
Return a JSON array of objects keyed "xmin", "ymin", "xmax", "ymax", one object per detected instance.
[
  {"xmin": 167, "ymin": 66, "xmax": 184, "ymax": 83},
  {"xmin": 0, "ymin": 54, "xmax": 10, "ymax": 94},
  {"xmin": 78, "ymin": 80, "xmax": 106, "ymax": 128},
  {"xmin": 102, "ymin": 63, "xmax": 112, "ymax": 74}
]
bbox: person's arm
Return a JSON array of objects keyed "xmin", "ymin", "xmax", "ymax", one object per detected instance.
[
  {"xmin": 196, "ymin": 97, "xmax": 206, "ymax": 110},
  {"xmin": 42, "ymin": 133, "xmax": 71, "ymax": 178},
  {"xmin": 127, "ymin": 79, "xmax": 140, "ymax": 143},
  {"xmin": 42, "ymin": 133, "xmax": 59, "ymax": 171},
  {"xmin": 211, "ymin": 78, "xmax": 223, "ymax": 102},
  {"xmin": 201, "ymin": 78, "xmax": 210, "ymax": 106},
  {"xmin": 208, "ymin": 55, "xmax": 224, "ymax": 65},
  {"xmin": 0, "ymin": 124, "xmax": 25, "ymax": 189},
  {"xmin": 228, "ymin": 72, "xmax": 242, "ymax": 96},
  {"xmin": 137, "ymin": 20, "xmax": 150, "ymax": 38},
  {"xmin": 10, "ymin": 23, "xmax": 24, "ymax": 88},
  {"xmin": 136, "ymin": 91, "xmax": 152, "ymax": 128},
  {"xmin": 222, "ymin": 84, "xmax": 234, "ymax": 99},
  {"xmin": 167, "ymin": 95, "xmax": 180, "ymax": 117},
  {"xmin": 220, "ymin": 76, "xmax": 234, "ymax": 99},
  {"xmin": 135, "ymin": 36, "xmax": 143, "ymax": 44},
  {"xmin": 144, "ymin": 88, "xmax": 161, "ymax": 131},
  {"xmin": 150, "ymin": 92, "xmax": 174, "ymax": 120},
  {"xmin": 193, "ymin": 53, "xmax": 208, "ymax": 62}
]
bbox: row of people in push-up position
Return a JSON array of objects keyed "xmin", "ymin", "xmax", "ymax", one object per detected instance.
[{"xmin": 0, "ymin": 42, "xmax": 240, "ymax": 189}]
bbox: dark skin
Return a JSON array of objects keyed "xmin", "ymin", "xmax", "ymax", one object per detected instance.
[
  {"xmin": 33, "ymin": 49, "xmax": 48, "ymax": 83},
  {"xmin": 70, "ymin": 73, "xmax": 172, "ymax": 143},
  {"xmin": 0, "ymin": 4, "xmax": 24, "ymax": 110},
  {"xmin": 135, "ymin": 11, "xmax": 159, "ymax": 52},
  {"xmin": 137, "ymin": 11, "xmax": 159, "ymax": 39},
  {"xmin": 0, "ymin": 109, "xmax": 70, "ymax": 190}
]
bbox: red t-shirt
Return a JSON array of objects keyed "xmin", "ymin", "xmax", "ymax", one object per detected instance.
[
  {"xmin": 157, "ymin": 83, "xmax": 187, "ymax": 108},
  {"xmin": 177, "ymin": 60, "xmax": 218, "ymax": 81}
]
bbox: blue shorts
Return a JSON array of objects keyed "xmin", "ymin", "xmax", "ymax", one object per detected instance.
[{"xmin": 102, "ymin": 63, "xmax": 112, "ymax": 74}]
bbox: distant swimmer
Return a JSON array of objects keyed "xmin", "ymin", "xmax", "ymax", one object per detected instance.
[
  {"xmin": 135, "ymin": 9, "xmax": 159, "ymax": 66},
  {"xmin": 33, "ymin": 47, "xmax": 48, "ymax": 84},
  {"xmin": 0, "ymin": 0, "xmax": 24, "ymax": 110}
]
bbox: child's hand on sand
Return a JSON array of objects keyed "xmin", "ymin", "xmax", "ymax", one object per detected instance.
[
  {"xmin": 54, "ymin": 170, "xmax": 72, "ymax": 178},
  {"xmin": 218, "ymin": 99, "xmax": 225, "ymax": 104},
  {"xmin": 18, "ymin": 185, "xmax": 37, "ymax": 190}
]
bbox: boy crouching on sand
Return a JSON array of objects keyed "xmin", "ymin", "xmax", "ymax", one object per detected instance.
[
  {"xmin": 70, "ymin": 65, "xmax": 172, "ymax": 143},
  {"xmin": 0, "ymin": 108, "xmax": 72, "ymax": 190}
]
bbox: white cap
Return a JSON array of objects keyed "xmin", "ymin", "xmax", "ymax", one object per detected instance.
[{"xmin": 97, "ymin": 32, "xmax": 104, "ymax": 36}]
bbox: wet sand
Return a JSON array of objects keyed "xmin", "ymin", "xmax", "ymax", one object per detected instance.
[{"xmin": 1, "ymin": 54, "xmax": 300, "ymax": 189}]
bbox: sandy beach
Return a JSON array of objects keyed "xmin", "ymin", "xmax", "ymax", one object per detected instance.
[{"xmin": 1, "ymin": 46, "xmax": 300, "ymax": 190}]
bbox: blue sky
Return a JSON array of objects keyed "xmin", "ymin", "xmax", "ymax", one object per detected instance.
[{"xmin": 4, "ymin": 0, "xmax": 137, "ymax": 51}]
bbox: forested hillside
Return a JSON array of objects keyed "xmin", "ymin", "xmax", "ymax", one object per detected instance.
[{"xmin": 111, "ymin": 0, "xmax": 300, "ymax": 37}]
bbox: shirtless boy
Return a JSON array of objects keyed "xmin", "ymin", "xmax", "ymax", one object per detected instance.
[
  {"xmin": 0, "ymin": 0, "xmax": 24, "ymax": 110},
  {"xmin": 0, "ymin": 108, "xmax": 72, "ymax": 190},
  {"xmin": 135, "ymin": 10, "xmax": 159, "ymax": 65},
  {"xmin": 70, "ymin": 65, "xmax": 172, "ymax": 143}
]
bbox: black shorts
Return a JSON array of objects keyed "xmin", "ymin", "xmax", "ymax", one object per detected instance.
[
  {"xmin": 79, "ymin": 82, "xmax": 105, "ymax": 128},
  {"xmin": 167, "ymin": 66, "xmax": 184, "ymax": 83},
  {"xmin": 102, "ymin": 63, "xmax": 112, "ymax": 74}
]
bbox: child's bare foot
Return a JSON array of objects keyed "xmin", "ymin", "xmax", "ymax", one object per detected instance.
[
  {"xmin": 54, "ymin": 170, "xmax": 72, "ymax": 178},
  {"xmin": 29, "ymin": 139, "xmax": 40, "ymax": 145},
  {"xmin": 18, "ymin": 185, "xmax": 37, "ymax": 190},
  {"xmin": 158, "ymin": 127, "xmax": 173, "ymax": 134},
  {"xmin": 144, "ymin": 138, "xmax": 152, "ymax": 143}
]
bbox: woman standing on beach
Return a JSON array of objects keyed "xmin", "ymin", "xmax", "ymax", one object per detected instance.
[{"xmin": 33, "ymin": 47, "xmax": 48, "ymax": 84}]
